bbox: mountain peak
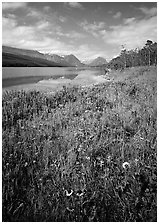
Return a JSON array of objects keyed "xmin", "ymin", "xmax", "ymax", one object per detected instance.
[
  {"xmin": 89, "ymin": 57, "xmax": 108, "ymax": 66},
  {"xmin": 63, "ymin": 54, "xmax": 84, "ymax": 66}
]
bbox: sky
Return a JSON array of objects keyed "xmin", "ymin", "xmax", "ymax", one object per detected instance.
[{"xmin": 2, "ymin": 1, "xmax": 157, "ymax": 62}]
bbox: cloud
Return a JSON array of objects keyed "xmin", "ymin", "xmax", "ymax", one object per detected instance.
[
  {"xmin": 113, "ymin": 11, "xmax": 122, "ymax": 19},
  {"xmin": 43, "ymin": 6, "xmax": 51, "ymax": 12},
  {"xmin": 26, "ymin": 8, "xmax": 63, "ymax": 27},
  {"xmin": 4, "ymin": 13, "xmax": 17, "ymax": 19},
  {"xmin": 138, "ymin": 7, "xmax": 157, "ymax": 17},
  {"xmin": 79, "ymin": 20, "xmax": 105, "ymax": 37},
  {"xmin": 27, "ymin": 9, "xmax": 42, "ymax": 18},
  {"xmin": 2, "ymin": 15, "xmax": 107, "ymax": 61},
  {"xmin": 2, "ymin": 2, "xmax": 27, "ymax": 10},
  {"xmin": 102, "ymin": 14, "xmax": 157, "ymax": 50},
  {"xmin": 123, "ymin": 17, "xmax": 136, "ymax": 24},
  {"xmin": 61, "ymin": 31, "xmax": 86, "ymax": 39},
  {"xmin": 2, "ymin": 16, "xmax": 60, "ymax": 49},
  {"xmin": 64, "ymin": 2, "xmax": 84, "ymax": 9},
  {"xmin": 59, "ymin": 16, "xmax": 67, "ymax": 23},
  {"xmin": 2, "ymin": 13, "xmax": 86, "ymax": 56}
]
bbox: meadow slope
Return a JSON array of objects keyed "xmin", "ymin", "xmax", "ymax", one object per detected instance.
[{"xmin": 2, "ymin": 66, "xmax": 157, "ymax": 221}]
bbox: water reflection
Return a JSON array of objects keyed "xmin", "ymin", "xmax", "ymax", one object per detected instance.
[
  {"xmin": 2, "ymin": 67, "xmax": 104, "ymax": 89},
  {"xmin": 2, "ymin": 74, "xmax": 78, "ymax": 88}
]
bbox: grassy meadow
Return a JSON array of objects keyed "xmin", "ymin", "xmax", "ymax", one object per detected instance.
[{"xmin": 2, "ymin": 66, "xmax": 157, "ymax": 221}]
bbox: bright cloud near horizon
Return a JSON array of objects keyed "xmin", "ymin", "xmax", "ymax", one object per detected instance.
[{"xmin": 2, "ymin": 2, "xmax": 157, "ymax": 61}]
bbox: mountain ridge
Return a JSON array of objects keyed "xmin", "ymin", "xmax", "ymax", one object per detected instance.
[
  {"xmin": 88, "ymin": 56, "xmax": 108, "ymax": 67},
  {"xmin": 2, "ymin": 45, "xmax": 107, "ymax": 67}
]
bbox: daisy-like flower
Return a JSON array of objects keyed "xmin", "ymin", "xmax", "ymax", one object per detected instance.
[
  {"xmin": 99, "ymin": 160, "xmax": 104, "ymax": 168},
  {"xmin": 65, "ymin": 189, "xmax": 73, "ymax": 197},
  {"xmin": 134, "ymin": 158, "xmax": 139, "ymax": 165},
  {"xmin": 107, "ymin": 155, "xmax": 111, "ymax": 163},
  {"xmin": 122, "ymin": 162, "xmax": 130, "ymax": 169}
]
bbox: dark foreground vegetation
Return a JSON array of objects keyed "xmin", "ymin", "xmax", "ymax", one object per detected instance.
[{"xmin": 2, "ymin": 66, "xmax": 157, "ymax": 221}]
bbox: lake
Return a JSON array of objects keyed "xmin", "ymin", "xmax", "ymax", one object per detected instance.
[{"xmin": 2, "ymin": 67, "xmax": 104, "ymax": 89}]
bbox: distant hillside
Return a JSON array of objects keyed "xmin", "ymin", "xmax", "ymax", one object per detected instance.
[
  {"xmin": 82, "ymin": 59, "xmax": 94, "ymax": 65},
  {"xmin": 63, "ymin": 54, "xmax": 85, "ymax": 67},
  {"xmin": 45, "ymin": 53, "xmax": 72, "ymax": 66},
  {"xmin": 3, "ymin": 46, "xmax": 45, "ymax": 59},
  {"xmin": 89, "ymin": 57, "xmax": 108, "ymax": 67},
  {"xmin": 2, "ymin": 46, "xmax": 71, "ymax": 67},
  {"xmin": 2, "ymin": 52, "xmax": 63, "ymax": 67}
]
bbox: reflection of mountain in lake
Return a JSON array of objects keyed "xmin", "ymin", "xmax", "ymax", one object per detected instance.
[
  {"xmin": 2, "ymin": 66, "xmax": 106, "ymax": 90},
  {"xmin": 3, "ymin": 73, "xmax": 78, "ymax": 88}
]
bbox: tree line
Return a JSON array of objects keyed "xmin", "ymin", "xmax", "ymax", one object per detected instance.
[{"xmin": 107, "ymin": 40, "xmax": 157, "ymax": 70}]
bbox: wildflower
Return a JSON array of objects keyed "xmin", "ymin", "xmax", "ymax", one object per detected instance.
[
  {"xmin": 134, "ymin": 158, "xmax": 139, "ymax": 165},
  {"xmin": 77, "ymin": 145, "xmax": 83, "ymax": 152},
  {"xmin": 65, "ymin": 189, "xmax": 73, "ymax": 197},
  {"xmin": 99, "ymin": 160, "xmax": 104, "ymax": 168},
  {"xmin": 122, "ymin": 162, "xmax": 130, "ymax": 169},
  {"xmin": 24, "ymin": 162, "xmax": 28, "ymax": 167},
  {"xmin": 66, "ymin": 207, "xmax": 74, "ymax": 212},
  {"xmin": 76, "ymin": 190, "xmax": 84, "ymax": 197},
  {"xmin": 107, "ymin": 155, "xmax": 111, "ymax": 163},
  {"xmin": 33, "ymin": 160, "xmax": 36, "ymax": 164}
]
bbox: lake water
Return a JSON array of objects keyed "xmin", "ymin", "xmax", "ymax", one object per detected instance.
[{"xmin": 2, "ymin": 67, "xmax": 104, "ymax": 88}]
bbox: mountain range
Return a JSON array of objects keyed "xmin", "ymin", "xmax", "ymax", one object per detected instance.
[{"xmin": 2, "ymin": 46, "xmax": 108, "ymax": 67}]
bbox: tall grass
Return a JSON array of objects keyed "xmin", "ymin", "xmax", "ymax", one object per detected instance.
[{"xmin": 2, "ymin": 66, "xmax": 157, "ymax": 221}]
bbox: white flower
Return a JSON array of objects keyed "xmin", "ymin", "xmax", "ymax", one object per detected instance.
[
  {"xmin": 107, "ymin": 155, "xmax": 111, "ymax": 163},
  {"xmin": 66, "ymin": 207, "xmax": 74, "ymax": 212},
  {"xmin": 122, "ymin": 162, "xmax": 130, "ymax": 169},
  {"xmin": 99, "ymin": 160, "xmax": 104, "ymax": 168},
  {"xmin": 76, "ymin": 192, "xmax": 84, "ymax": 197},
  {"xmin": 134, "ymin": 159, "xmax": 139, "ymax": 165},
  {"xmin": 65, "ymin": 189, "xmax": 73, "ymax": 197}
]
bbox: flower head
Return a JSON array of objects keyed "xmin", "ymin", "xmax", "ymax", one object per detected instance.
[
  {"xmin": 24, "ymin": 162, "xmax": 28, "ymax": 167},
  {"xmin": 107, "ymin": 155, "xmax": 111, "ymax": 163},
  {"xmin": 122, "ymin": 162, "xmax": 130, "ymax": 169},
  {"xmin": 76, "ymin": 189, "xmax": 84, "ymax": 197},
  {"xmin": 65, "ymin": 189, "xmax": 73, "ymax": 197}
]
